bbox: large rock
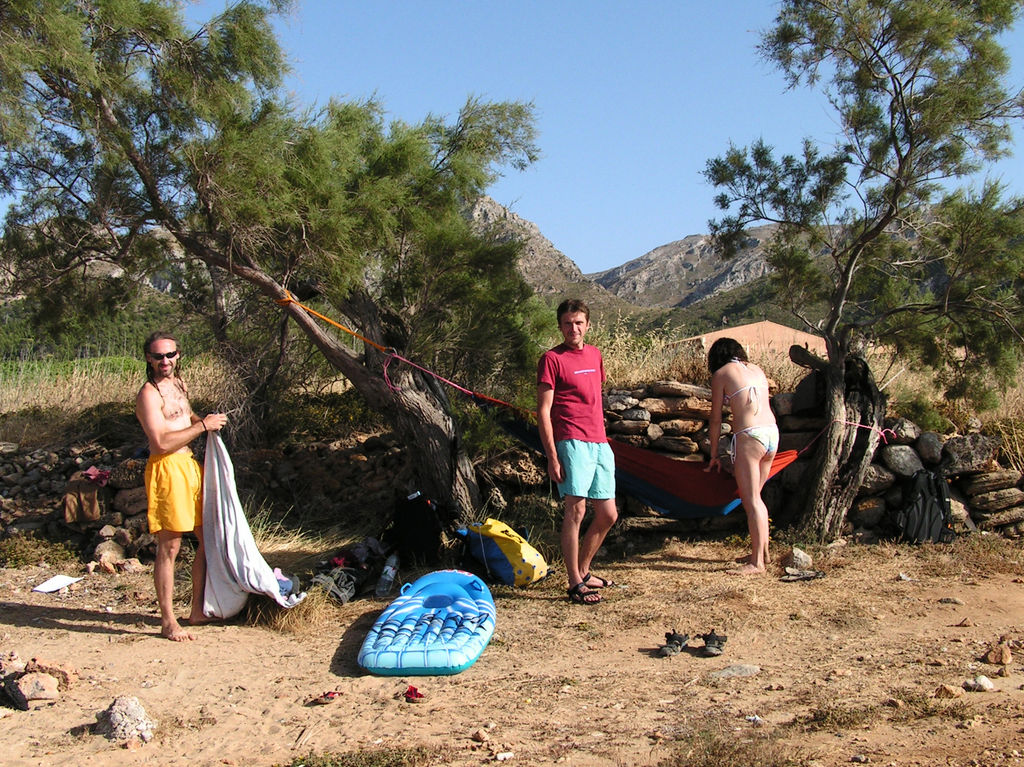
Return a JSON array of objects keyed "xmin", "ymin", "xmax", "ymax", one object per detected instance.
[
  {"xmin": 778, "ymin": 415, "xmax": 828, "ymax": 432},
  {"xmin": 879, "ymin": 445, "xmax": 924, "ymax": 477},
  {"xmin": 658, "ymin": 418, "xmax": 705, "ymax": 435},
  {"xmin": 648, "ymin": 381, "xmax": 711, "ymax": 399},
  {"xmin": 604, "ymin": 393, "xmax": 639, "ymax": 411},
  {"xmin": 857, "ymin": 463, "xmax": 897, "ymax": 496},
  {"xmin": 97, "ymin": 695, "xmax": 157, "ymax": 743},
  {"xmin": 941, "ymin": 434, "xmax": 1001, "ymax": 476},
  {"xmin": 639, "ymin": 396, "xmax": 712, "ymax": 420},
  {"xmin": 113, "ymin": 486, "xmax": 148, "ymax": 516},
  {"xmin": 970, "ymin": 488, "xmax": 1024, "ymax": 514},
  {"xmin": 93, "ymin": 539, "xmax": 126, "ymax": 565},
  {"xmin": 959, "ymin": 470, "xmax": 1022, "ymax": 497},
  {"xmin": 885, "ymin": 417, "xmax": 922, "ymax": 445},
  {"xmin": 619, "ymin": 408, "xmax": 650, "ymax": 422},
  {"xmin": 974, "ymin": 505, "xmax": 1024, "ymax": 529},
  {"xmin": 780, "ymin": 459, "xmax": 812, "ymax": 492},
  {"xmin": 915, "ymin": 432, "xmax": 944, "ymax": 464},
  {"xmin": 611, "ymin": 434, "xmax": 647, "ymax": 448},
  {"xmin": 651, "ymin": 436, "xmax": 699, "ymax": 455},
  {"xmin": 25, "ymin": 658, "xmax": 78, "ymax": 691},
  {"xmin": 607, "ymin": 420, "xmax": 650, "ymax": 436},
  {"xmin": 779, "ymin": 431, "xmax": 819, "ymax": 453},
  {"xmin": 4, "ymin": 671, "xmax": 60, "ymax": 709},
  {"xmin": 772, "ymin": 392, "xmax": 794, "ymax": 417},
  {"xmin": 949, "ymin": 494, "xmax": 970, "ymax": 526},
  {"xmin": 849, "ymin": 496, "xmax": 887, "ymax": 528}
]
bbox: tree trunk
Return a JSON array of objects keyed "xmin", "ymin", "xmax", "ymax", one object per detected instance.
[
  {"xmin": 172, "ymin": 236, "xmax": 482, "ymax": 525},
  {"xmin": 385, "ymin": 372, "xmax": 480, "ymax": 525},
  {"xmin": 789, "ymin": 346, "xmax": 886, "ymax": 542},
  {"xmin": 284, "ymin": 304, "xmax": 482, "ymax": 526}
]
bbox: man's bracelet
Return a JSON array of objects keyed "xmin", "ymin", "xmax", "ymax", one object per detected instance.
[{"xmin": 200, "ymin": 419, "xmax": 207, "ymax": 432}]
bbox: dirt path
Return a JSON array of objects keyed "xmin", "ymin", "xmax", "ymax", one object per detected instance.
[{"xmin": 2, "ymin": 536, "xmax": 1024, "ymax": 767}]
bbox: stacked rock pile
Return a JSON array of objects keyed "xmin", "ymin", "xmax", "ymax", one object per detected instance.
[
  {"xmin": 3, "ymin": 377, "xmax": 1023, "ymax": 557},
  {"xmin": 953, "ymin": 465, "xmax": 1024, "ymax": 537},
  {"xmin": 605, "ymin": 380, "xmax": 1022, "ymax": 540},
  {"xmin": 1, "ymin": 435, "xmax": 416, "ymax": 564},
  {"xmin": 605, "ymin": 381, "xmax": 714, "ymax": 457}
]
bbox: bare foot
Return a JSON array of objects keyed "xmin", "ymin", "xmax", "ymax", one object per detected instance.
[
  {"xmin": 161, "ymin": 620, "xmax": 196, "ymax": 641},
  {"xmin": 734, "ymin": 553, "xmax": 772, "ymax": 565},
  {"xmin": 184, "ymin": 613, "xmax": 213, "ymax": 626},
  {"xmin": 727, "ymin": 563, "xmax": 766, "ymax": 576}
]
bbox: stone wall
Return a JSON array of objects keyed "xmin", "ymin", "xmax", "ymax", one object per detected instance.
[
  {"xmin": 0, "ymin": 436, "xmax": 415, "ymax": 565},
  {"xmin": 606, "ymin": 380, "xmax": 1021, "ymax": 540},
  {"xmin": 3, "ymin": 378, "xmax": 1021, "ymax": 565}
]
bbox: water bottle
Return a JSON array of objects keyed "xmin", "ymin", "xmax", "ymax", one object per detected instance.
[{"xmin": 375, "ymin": 553, "xmax": 399, "ymax": 597}]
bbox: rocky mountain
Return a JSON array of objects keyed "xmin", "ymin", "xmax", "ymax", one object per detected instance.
[
  {"xmin": 472, "ymin": 196, "xmax": 775, "ymax": 311},
  {"xmin": 588, "ymin": 225, "xmax": 778, "ymax": 309},
  {"xmin": 469, "ymin": 197, "xmax": 637, "ymax": 317}
]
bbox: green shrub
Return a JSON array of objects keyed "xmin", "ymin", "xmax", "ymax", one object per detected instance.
[
  {"xmin": 0, "ymin": 535, "xmax": 80, "ymax": 568},
  {"xmin": 892, "ymin": 392, "xmax": 953, "ymax": 433}
]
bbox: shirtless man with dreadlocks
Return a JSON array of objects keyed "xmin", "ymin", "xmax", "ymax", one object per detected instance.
[{"xmin": 135, "ymin": 331, "xmax": 227, "ymax": 640}]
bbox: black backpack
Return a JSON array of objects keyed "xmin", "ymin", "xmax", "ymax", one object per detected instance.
[
  {"xmin": 383, "ymin": 491, "xmax": 444, "ymax": 564},
  {"xmin": 894, "ymin": 469, "xmax": 955, "ymax": 544}
]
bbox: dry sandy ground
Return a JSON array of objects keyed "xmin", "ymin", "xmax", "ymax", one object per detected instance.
[{"xmin": 2, "ymin": 533, "xmax": 1024, "ymax": 767}]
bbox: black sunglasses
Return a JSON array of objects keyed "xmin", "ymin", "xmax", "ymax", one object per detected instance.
[{"xmin": 148, "ymin": 350, "xmax": 180, "ymax": 361}]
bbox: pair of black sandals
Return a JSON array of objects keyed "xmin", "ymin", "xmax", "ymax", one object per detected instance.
[{"xmin": 657, "ymin": 628, "xmax": 727, "ymax": 657}]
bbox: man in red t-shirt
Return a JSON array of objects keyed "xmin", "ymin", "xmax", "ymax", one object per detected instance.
[{"xmin": 537, "ymin": 299, "xmax": 618, "ymax": 605}]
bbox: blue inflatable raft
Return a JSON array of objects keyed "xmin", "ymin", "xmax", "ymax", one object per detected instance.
[{"xmin": 357, "ymin": 569, "xmax": 496, "ymax": 676}]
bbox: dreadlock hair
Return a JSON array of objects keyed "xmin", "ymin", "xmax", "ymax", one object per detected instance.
[{"xmin": 143, "ymin": 331, "xmax": 181, "ymax": 387}]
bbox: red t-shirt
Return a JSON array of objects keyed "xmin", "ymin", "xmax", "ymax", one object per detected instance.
[{"xmin": 537, "ymin": 344, "xmax": 607, "ymax": 443}]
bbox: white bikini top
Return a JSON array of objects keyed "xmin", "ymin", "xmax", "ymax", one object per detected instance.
[{"xmin": 722, "ymin": 359, "xmax": 762, "ymax": 415}]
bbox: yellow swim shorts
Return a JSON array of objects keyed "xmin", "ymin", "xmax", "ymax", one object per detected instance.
[{"xmin": 145, "ymin": 451, "xmax": 203, "ymax": 534}]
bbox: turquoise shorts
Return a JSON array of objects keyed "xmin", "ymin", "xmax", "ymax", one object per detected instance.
[{"xmin": 555, "ymin": 440, "xmax": 616, "ymax": 500}]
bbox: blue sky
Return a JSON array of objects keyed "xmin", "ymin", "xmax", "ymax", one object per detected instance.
[
  {"xmin": 4, "ymin": 2, "xmax": 1019, "ymax": 277},
  {"xmin": 251, "ymin": 0, "xmax": 1024, "ymax": 274}
]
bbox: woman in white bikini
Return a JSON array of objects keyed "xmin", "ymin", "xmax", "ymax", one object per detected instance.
[{"xmin": 705, "ymin": 338, "xmax": 779, "ymax": 575}]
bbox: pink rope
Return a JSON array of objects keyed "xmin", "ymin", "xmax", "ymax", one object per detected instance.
[
  {"xmin": 798, "ymin": 419, "xmax": 897, "ymax": 456},
  {"xmin": 382, "ymin": 351, "xmax": 475, "ymax": 398}
]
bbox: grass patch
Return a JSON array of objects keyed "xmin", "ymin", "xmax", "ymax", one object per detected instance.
[
  {"xmin": 0, "ymin": 353, "xmax": 238, "ymax": 447},
  {"xmin": 658, "ymin": 725, "xmax": 811, "ymax": 767},
  {"xmin": 238, "ymin": 500, "xmax": 360, "ymax": 634},
  {"xmin": 0, "ymin": 535, "xmax": 81, "ymax": 568},
  {"xmin": 887, "ymin": 687, "xmax": 970, "ymax": 723},
  {"xmin": 792, "ymin": 702, "xmax": 880, "ymax": 732},
  {"xmin": 275, "ymin": 746, "xmax": 443, "ymax": 767},
  {"xmin": 586, "ymin": 314, "xmax": 691, "ymax": 388},
  {"xmin": 912, "ymin": 534, "xmax": 1024, "ymax": 578},
  {"xmin": 245, "ymin": 587, "xmax": 343, "ymax": 636}
]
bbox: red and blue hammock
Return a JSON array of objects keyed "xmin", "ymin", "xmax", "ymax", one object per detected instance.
[
  {"xmin": 480, "ymin": 396, "xmax": 798, "ymax": 520},
  {"xmin": 609, "ymin": 439, "xmax": 798, "ymax": 519}
]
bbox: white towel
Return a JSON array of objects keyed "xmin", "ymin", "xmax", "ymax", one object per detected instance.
[{"xmin": 202, "ymin": 432, "xmax": 305, "ymax": 618}]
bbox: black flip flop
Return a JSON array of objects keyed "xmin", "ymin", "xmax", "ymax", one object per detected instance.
[
  {"xmin": 780, "ymin": 567, "xmax": 825, "ymax": 582},
  {"xmin": 567, "ymin": 582, "xmax": 602, "ymax": 605},
  {"xmin": 582, "ymin": 572, "xmax": 615, "ymax": 589}
]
